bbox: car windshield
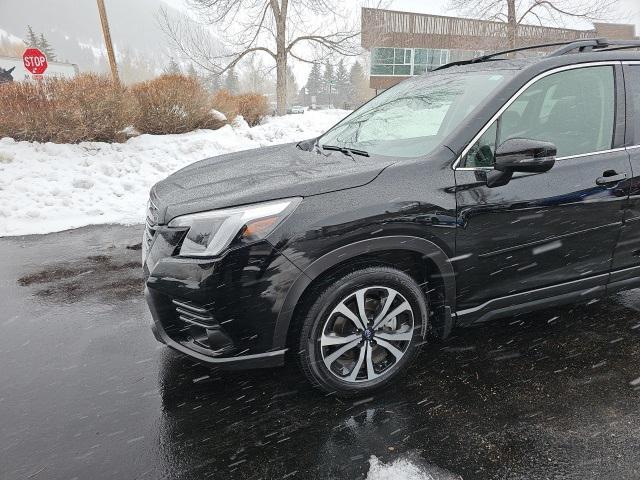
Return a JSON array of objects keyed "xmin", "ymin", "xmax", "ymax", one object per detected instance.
[{"xmin": 319, "ymin": 70, "xmax": 512, "ymax": 158}]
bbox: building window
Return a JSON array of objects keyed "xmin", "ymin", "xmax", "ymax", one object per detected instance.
[
  {"xmin": 371, "ymin": 47, "xmax": 485, "ymax": 76},
  {"xmin": 413, "ymin": 48, "xmax": 449, "ymax": 73},
  {"xmin": 371, "ymin": 47, "xmax": 412, "ymax": 76}
]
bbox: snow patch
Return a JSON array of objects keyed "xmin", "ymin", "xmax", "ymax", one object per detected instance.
[
  {"xmin": 120, "ymin": 125, "xmax": 140, "ymax": 138},
  {"xmin": 78, "ymin": 41, "xmax": 106, "ymax": 60},
  {"xmin": 210, "ymin": 109, "xmax": 227, "ymax": 122},
  {"xmin": 0, "ymin": 27, "xmax": 24, "ymax": 45},
  {"xmin": 365, "ymin": 455, "xmax": 461, "ymax": 480},
  {"xmin": 0, "ymin": 109, "xmax": 350, "ymax": 236}
]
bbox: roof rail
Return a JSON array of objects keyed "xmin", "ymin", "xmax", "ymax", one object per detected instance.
[
  {"xmin": 547, "ymin": 37, "xmax": 609, "ymax": 55},
  {"xmin": 598, "ymin": 44, "xmax": 640, "ymax": 53},
  {"xmin": 434, "ymin": 38, "xmax": 640, "ymax": 71},
  {"xmin": 548, "ymin": 38, "xmax": 640, "ymax": 55}
]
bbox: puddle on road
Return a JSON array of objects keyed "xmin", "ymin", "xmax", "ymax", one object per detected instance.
[{"xmin": 17, "ymin": 250, "xmax": 143, "ymax": 302}]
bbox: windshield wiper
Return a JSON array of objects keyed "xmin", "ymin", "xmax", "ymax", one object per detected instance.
[{"xmin": 321, "ymin": 144, "xmax": 370, "ymax": 159}]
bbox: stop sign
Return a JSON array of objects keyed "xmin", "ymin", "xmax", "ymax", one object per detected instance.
[{"xmin": 23, "ymin": 48, "xmax": 48, "ymax": 75}]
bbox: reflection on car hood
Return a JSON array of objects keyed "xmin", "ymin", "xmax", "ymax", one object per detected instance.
[{"xmin": 152, "ymin": 142, "xmax": 392, "ymax": 224}]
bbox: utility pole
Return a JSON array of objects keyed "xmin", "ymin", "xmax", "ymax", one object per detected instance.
[{"xmin": 96, "ymin": 0, "xmax": 120, "ymax": 84}]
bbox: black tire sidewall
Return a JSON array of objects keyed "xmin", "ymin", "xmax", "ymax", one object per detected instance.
[{"xmin": 299, "ymin": 266, "xmax": 428, "ymax": 396}]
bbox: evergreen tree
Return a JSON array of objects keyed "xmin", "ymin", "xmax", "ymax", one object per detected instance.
[
  {"xmin": 25, "ymin": 27, "xmax": 57, "ymax": 60},
  {"xmin": 296, "ymin": 86, "xmax": 307, "ymax": 105},
  {"xmin": 334, "ymin": 59, "xmax": 349, "ymax": 108},
  {"xmin": 25, "ymin": 26, "xmax": 38, "ymax": 48},
  {"xmin": 119, "ymin": 50, "xmax": 156, "ymax": 84},
  {"xmin": 240, "ymin": 52, "xmax": 268, "ymax": 93},
  {"xmin": 305, "ymin": 63, "xmax": 323, "ymax": 101},
  {"xmin": 164, "ymin": 57, "xmax": 182, "ymax": 75},
  {"xmin": 286, "ymin": 66, "xmax": 298, "ymax": 105},
  {"xmin": 186, "ymin": 64, "xmax": 198, "ymax": 78},
  {"xmin": 322, "ymin": 61, "xmax": 335, "ymax": 98},
  {"xmin": 37, "ymin": 33, "xmax": 56, "ymax": 61},
  {"xmin": 349, "ymin": 61, "xmax": 370, "ymax": 107},
  {"xmin": 203, "ymin": 73, "xmax": 222, "ymax": 92},
  {"xmin": 224, "ymin": 67, "xmax": 240, "ymax": 93}
]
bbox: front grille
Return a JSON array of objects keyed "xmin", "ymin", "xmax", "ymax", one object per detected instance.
[
  {"xmin": 172, "ymin": 299, "xmax": 217, "ymax": 328},
  {"xmin": 146, "ymin": 197, "xmax": 159, "ymax": 226},
  {"xmin": 142, "ymin": 197, "xmax": 160, "ymax": 266},
  {"xmin": 142, "ymin": 221, "xmax": 156, "ymax": 267},
  {"xmin": 143, "ymin": 221, "xmax": 156, "ymax": 247}
]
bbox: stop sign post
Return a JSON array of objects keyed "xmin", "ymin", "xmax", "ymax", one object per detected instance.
[{"xmin": 23, "ymin": 48, "xmax": 48, "ymax": 76}]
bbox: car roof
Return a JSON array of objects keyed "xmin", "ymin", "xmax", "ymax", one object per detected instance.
[
  {"xmin": 428, "ymin": 49, "xmax": 640, "ymax": 76},
  {"xmin": 432, "ymin": 38, "xmax": 640, "ymax": 74}
]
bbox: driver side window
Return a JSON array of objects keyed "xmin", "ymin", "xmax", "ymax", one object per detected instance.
[{"xmin": 462, "ymin": 65, "xmax": 615, "ymax": 168}]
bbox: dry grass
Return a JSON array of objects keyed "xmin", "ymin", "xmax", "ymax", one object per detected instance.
[
  {"xmin": 0, "ymin": 74, "xmax": 137, "ymax": 143},
  {"xmin": 132, "ymin": 74, "xmax": 223, "ymax": 134}
]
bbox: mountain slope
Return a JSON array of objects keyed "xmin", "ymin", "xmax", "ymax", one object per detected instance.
[{"xmin": 0, "ymin": 0, "xmax": 200, "ymax": 77}]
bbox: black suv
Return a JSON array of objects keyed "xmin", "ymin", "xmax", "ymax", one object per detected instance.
[{"xmin": 144, "ymin": 39, "xmax": 640, "ymax": 396}]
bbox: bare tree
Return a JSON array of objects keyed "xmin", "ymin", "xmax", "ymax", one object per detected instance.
[
  {"xmin": 240, "ymin": 52, "xmax": 269, "ymax": 92},
  {"xmin": 449, "ymin": 0, "xmax": 618, "ymax": 48},
  {"xmin": 160, "ymin": 0, "xmax": 360, "ymax": 115}
]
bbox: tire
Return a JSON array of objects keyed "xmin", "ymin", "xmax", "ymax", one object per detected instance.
[{"xmin": 298, "ymin": 266, "xmax": 428, "ymax": 397}]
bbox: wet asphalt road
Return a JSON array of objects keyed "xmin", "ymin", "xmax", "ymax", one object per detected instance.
[{"xmin": 1, "ymin": 225, "xmax": 640, "ymax": 480}]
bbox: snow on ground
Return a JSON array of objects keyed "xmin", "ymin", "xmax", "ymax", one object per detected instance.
[
  {"xmin": 0, "ymin": 109, "xmax": 349, "ymax": 237},
  {"xmin": 365, "ymin": 455, "xmax": 462, "ymax": 480}
]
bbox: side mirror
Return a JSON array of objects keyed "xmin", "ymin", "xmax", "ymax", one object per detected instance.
[
  {"xmin": 495, "ymin": 138, "xmax": 556, "ymax": 173},
  {"xmin": 487, "ymin": 138, "xmax": 556, "ymax": 187}
]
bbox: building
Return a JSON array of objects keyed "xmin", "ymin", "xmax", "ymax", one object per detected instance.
[
  {"xmin": 361, "ymin": 7, "xmax": 637, "ymax": 91},
  {"xmin": 0, "ymin": 55, "xmax": 79, "ymax": 83}
]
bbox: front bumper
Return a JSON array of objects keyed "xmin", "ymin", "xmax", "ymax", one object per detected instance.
[
  {"xmin": 143, "ymin": 224, "xmax": 303, "ymax": 370},
  {"xmin": 146, "ymin": 287, "xmax": 287, "ymax": 369}
]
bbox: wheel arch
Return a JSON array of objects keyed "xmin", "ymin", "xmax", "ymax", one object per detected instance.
[{"xmin": 272, "ymin": 236, "xmax": 457, "ymax": 350}]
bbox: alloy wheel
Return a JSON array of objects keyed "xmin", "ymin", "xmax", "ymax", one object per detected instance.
[{"xmin": 319, "ymin": 286, "xmax": 415, "ymax": 383}]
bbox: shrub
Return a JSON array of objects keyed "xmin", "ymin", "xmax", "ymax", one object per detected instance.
[
  {"xmin": 236, "ymin": 93, "xmax": 269, "ymax": 127},
  {"xmin": 132, "ymin": 74, "xmax": 223, "ymax": 134},
  {"xmin": 210, "ymin": 90, "xmax": 269, "ymax": 127},
  {"xmin": 0, "ymin": 81, "xmax": 44, "ymax": 141},
  {"xmin": 68, "ymin": 75, "xmax": 138, "ymax": 142},
  {"xmin": 0, "ymin": 74, "xmax": 270, "ymax": 144},
  {"xmin": 211, "ymin": 89, "xmax": 238, "ymax": 124},
  {"xmin": 0, "ymin": 74, "xmax": 137, "ymax": 143}
]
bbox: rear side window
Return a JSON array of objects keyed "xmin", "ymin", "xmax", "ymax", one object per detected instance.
[
  {"xmin": 627, "ymin": 65, "xmax": 640, "ymax": 145},
  {"xmin": 463, "ymin": 66, "xmax": 615, "ymax": 167}
]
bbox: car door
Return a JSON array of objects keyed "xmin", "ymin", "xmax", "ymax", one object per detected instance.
[
  {"xmin": 610, "ymin": 62, "xmax": 640, "ymax": 290},
  {"xmin": 453, "ymin": 63, "xmax": 630, "ymax": 317}
]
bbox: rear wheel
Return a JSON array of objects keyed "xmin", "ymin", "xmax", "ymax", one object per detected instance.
[{"xmin": 298, "ymin": 266, "xmax": 428, "ymax": 396}]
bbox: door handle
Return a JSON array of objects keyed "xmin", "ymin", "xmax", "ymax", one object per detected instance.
[{"xmin": 596, "ymin": 171, "xmax": 626, "ymax": 185}]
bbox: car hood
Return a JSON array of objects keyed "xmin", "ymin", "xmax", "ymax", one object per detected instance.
[{"xmin": 151, "ymin": 142, "xmax": 393, "ymax": 224}]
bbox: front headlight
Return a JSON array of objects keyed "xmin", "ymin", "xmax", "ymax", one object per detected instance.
[{"xmin": 168, "ymin": 197, "xmax": 301, "ymax": 257}]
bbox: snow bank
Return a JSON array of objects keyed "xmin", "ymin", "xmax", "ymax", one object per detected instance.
[{"xmin": 0, "ymin": 109, "xmax": 349, "ymax": 236}]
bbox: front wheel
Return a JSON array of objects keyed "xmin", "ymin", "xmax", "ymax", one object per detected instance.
[{"xmin": 298, "ymin": 266, "xmax": 428, "ymax": 397}]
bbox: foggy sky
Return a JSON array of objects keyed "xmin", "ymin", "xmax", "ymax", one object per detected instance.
[{"xmin": 1, "ymin": 0, "xmax": 638, "ymax": 85}]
